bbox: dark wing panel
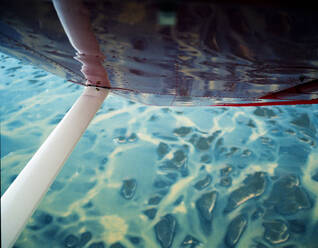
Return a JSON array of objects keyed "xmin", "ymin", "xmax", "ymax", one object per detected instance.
[{"xmin": 1, "ymin": 0, "xmax": 317, "ymax": 105}]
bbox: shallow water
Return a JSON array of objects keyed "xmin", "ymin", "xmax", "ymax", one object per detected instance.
[{"xmin": 1, "ymin": 52, "xmax": 318, "ymax": 248}]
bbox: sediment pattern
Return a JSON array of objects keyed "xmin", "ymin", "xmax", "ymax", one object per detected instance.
[{"xmin": 1, "ymin": 53, "xmax": 318, "ymax": 247}]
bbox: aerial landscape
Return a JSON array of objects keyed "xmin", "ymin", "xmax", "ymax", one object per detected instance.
[{"xmin": 1, "ymin": 52, "xmax": 318, "ymax": 247}]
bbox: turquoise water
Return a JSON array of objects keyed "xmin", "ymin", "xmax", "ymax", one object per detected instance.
[{"xmin": 1, "ymin": 52, "xmax": 318, "ymax": 248}]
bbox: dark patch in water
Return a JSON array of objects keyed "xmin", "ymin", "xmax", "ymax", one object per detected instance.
[
  {"xmin": 82, "ymin": 201, "xmax": 93, "ymax": 209},
  {"xmin": 101, "ymin": 157, "xmax": 108, "ymax": 165},
  {"xmin": 120, "ymin": 178, "xmax": 137, "ymax": 200},
  {"xmin": 311, "ymin": 171, "xmax": 318, "ymax": 182},
  {"xmin": 159, "ymin": 149, "xmax": 189, "ymax": 177},
  {"xmin": 173, "ymin": 127, "xmax": 192, "ymax": 137},
  {"xmin": 225, "ymin": 213, "xmax": 248, "ymax": 247},
  {"xmin": 194, "ymin": 174, "xmax": 212, "ymax": 190},
  {"xmin": 174, "ymin": 195, "xmax": 184, "ymax": 206},
  {"xmin": 263, "ymin": 220, "xmax": 289, "ymax": 245},
  {"xmin": 127, "ymin": 133, "xmax": 138, "ymax": 142},
  {"xmin": 28, "ymin": 211, "xmax": 53, "ymax": 231},
  {"xmin": 253, "ymin": 108, "xmax": 276, "ymax": 118},
  {"xmin": 225, "ymin": 172, "xmax": 266, "ymax": 213},
  {"xmin": 180, "ymin": 234, "xmax": 201, "ymax": 248},
  {"xmin": 226, "ymin": 147, "xmax": 240, "ymax": 157},
  {"xmin": 50, "ymin": 180, "xmax": 64, "ymax": 191},
  {"xmin": 127, "ymin": 236, "xmax": 142, "ymax": 245},
  {"xmin": 157, "ymin": 142, "xmax": 170, "ymax": 159},
  {"xmin": 278, "ymin": 145, "xmax": 309, "ymax": 173},
  {"xmin": 191, "ymin": 136, "xmax": 211, "ymax": 151},
  {"xmin": 153, "ymin": 177, "xmax": 173, "ymax": 189},
  {"xmin": 28, "ymin": 79, "xmax": 39, "ymax": 84},
  {"xmin": 110, "ymin": 242, "xmax": 126, "ymax": 248},
  {"xmin": 34, "ymin": 73, "xmax": 48, "ymax": 78},
  {"xmin": 291, "ymin": 113, "xmax": 312, "ymax": 130},
  {"xmin": 154, "ymin": 214, "xmax": 177, "ymax": 248},
  {"xmin": 200, "ymin": 154, "xmax": 211, "ymax": 163},
  {"xmin": 149, "ymin": 115, "xmax": 158, "ymax": 121},
  {"xmin": 172, "ymin": 149, "xmax": 187, "ymax": 166},
  {"xmin": 196, "ymin": 190, "xmax": 218, "ymax": 235},
  {"xmin": 143, "ymin": 208, "xmax": 157, "ymax": 220},
  {"xmin": 148, "ymin": 195, "xmax": 162, "ymax": 205},
  {"xmin": 7, "ymin": 120, "xmax": 24, "ymax": 129},
  {"xmin": 214, "ymin": 138, "xmax": 226, "ymax": 159},
  {"xmin": 247, "ymin": 119, "xmax": 256, "ymax": 128},
  {"xmin": 165, "ymin": 172, "xmax": 178, "ymax": 182},
  {"xmin": 220, "ymin": 166, "xmax": 233, "ymax": 176},
  {"xmin": 288, "ymin": 219, "xmax": 306, "ymax": 234},
  {"xmin": 219, "ymin": 176, "xmax": 232, "ymax": 187},
  {"xmin": 154, "ymin": 133, "xmax": 178, "ymax": 141},
  {"xmin": 43, "ymin": 225, "xmax": 60, "ymax": 240},
  {"xmin": 63, "ymin": 234, "xmax": 79, "ymax": 248},
  {"xmin": 265, "ymin": 174, "xmax": 311, "ymax": 215},
  {"xmin": 6, "ymin": 66, "xmax": 22, "ymax": 73},
  {"xmin": 158, "ymin": 189, "xmax": 169, "ymax": 196},
  {"xmin": 79, "ymin": 231, "xmax": 92, "ymax": 246}
]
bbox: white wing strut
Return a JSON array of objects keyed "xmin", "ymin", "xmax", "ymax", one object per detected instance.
[
  {"xmin": 2, "ymin": 0, "xmax": 111, "ymax": 246},
  {"xmin": 1, "ymin": 87, "xmax": 108, "ymax": 248}
]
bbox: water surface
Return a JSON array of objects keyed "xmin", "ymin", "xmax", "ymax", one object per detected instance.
[{"xmin": 1, "ymin": 52, "xmax": 318, "ymax": 248}]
